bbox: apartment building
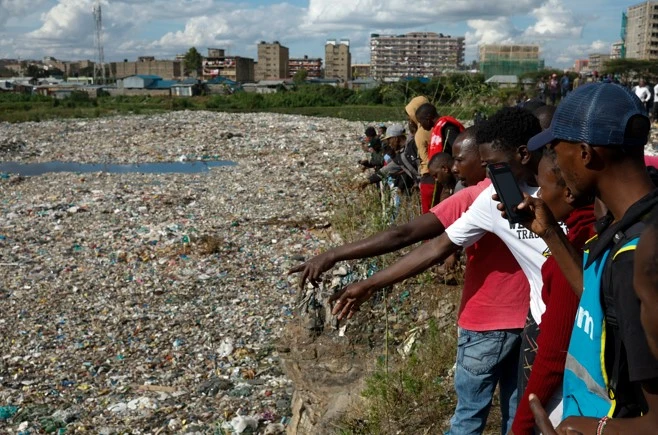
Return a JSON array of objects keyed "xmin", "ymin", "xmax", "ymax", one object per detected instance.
[
  {"xmin": 588, "ymin": 53, "xmax": 611, "ymax": 72},
  {"xmin": 624, "ymin": 1, "xmax": 658, "ymax": 59},
  {"xmin": 574, "ymin": 59, "xmax": 590, "ymax": 73},
  {"xmin": 113, "ymin": 58, "xmax": 182, "ymax": 80},
  {"xmin": 288, "ymin": 56, "xmax": 323, "ymax": 78},
  {"xmin": 479, "ymin": 44, "xmax": 543, "ymax": 80},
  {"xmin": 370, "ymin": 32, "xmax": 464, "ymax": 80},
  {"xmin": 325, "ymin": 39, "xmax": 351, "ymax": 81},
  {"xmin": 611, "ymin": 41, "xmax": 625, "ymax": 59},
  {"xmin": 351, "ymin": 64, "xmax": 371, "ymax": 79},
  {"xmin": 203, "ymin": 48, "xmax": 254, "ymax": 82},
  {"xmin": 255, "ymin": 41, "xmax": 289, "ymax": 80}
]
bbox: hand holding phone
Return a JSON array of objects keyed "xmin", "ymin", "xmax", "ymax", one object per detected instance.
[{"xmin": 487, "ymin": 162, "xmax": 526, "ymax": 224}]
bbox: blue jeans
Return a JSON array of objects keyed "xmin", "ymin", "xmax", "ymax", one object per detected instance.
[{"xmin": 447, "ymin": 328, "xmax": 522, "ymax": 435}]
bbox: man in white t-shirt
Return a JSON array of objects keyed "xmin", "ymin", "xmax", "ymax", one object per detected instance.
[{"xmin": 633, "ymin": 79, "xmax": 651, "ymax": 108}]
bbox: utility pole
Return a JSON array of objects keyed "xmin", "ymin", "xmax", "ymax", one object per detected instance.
[{"xmin": 93, "ymin": 1, "xmax": 105, "ymax": 84}]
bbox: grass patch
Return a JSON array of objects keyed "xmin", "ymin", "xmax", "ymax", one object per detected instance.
[{"xmin": 324, "ymin": 177, "xmax": 467, "ymax": 434}]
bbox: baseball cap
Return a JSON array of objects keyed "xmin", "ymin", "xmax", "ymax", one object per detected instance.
[
  {"xmin": 381, "ymin": 124, "xmax": 405, "ymax": 140},
  {"xmin": 527, "ymin": 82, "xmax": 649, "ymax": 151}
]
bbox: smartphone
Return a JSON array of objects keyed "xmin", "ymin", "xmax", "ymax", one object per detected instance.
[{"xmin": 487, "ymin": 162, "xmax": 526, "ymax": 224}]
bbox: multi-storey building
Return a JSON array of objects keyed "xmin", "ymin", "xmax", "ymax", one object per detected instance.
[
  {"xmin": 624, "ymin": 1, "xmax": 658, "ymax": 59},
  {"xmin": 255, "ymin": 41, "xmax": 289, "ymax": 80},
  {"xmin": 288, "ymin": 56, "xmax": 323, "ymax": 78},
  {"xmin": 479, "ymin": 44, "xmax": 543, "ymax": 80},
  {"xmin": 351, "ymin": 64, "xmax": 371, "ymax": 79},
  {"xmin": 370, "ymin": 32, "xmax": 464, "ymax": 80},
  {"xmin": 113, "ymin": 58, "xmax": 182, "ymax": 80},
  {"xmin": 588, "ymin": 53, "xmax": 611, "ymax": 72},
  {"xmin": 574, "ymin": 59, "xmax": 590, "ymax": 73},
  {"xmin": 611, "ymin": 41, "xmax": 625, "ymax": 59},
  {"xmin": 325, "ymin": 39, "xmax": 351, "ymax": 81},
  {"xmin": 202, "ymin": 48, "xmax": 255, "ymax": 82}
]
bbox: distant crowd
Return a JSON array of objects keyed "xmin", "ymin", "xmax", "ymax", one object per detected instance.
[
  {"xmin": 532, "ymin": 71, "xmax": 658, "ymax": 124},
  {"xmin": 290, "ymin": 82, "xmax": 658, "ymax": 434}
]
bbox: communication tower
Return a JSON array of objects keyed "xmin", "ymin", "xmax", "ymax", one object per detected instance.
[{"xmin": 93, "ymin": 1, "xmax": 106, "ymax": 83}]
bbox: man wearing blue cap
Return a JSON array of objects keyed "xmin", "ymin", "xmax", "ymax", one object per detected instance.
[{"xmin": 520, "ymin": 82, "xmax": 658, "ymax": 433}]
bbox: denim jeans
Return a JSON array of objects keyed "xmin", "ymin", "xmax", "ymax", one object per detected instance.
[{"xmin": 447, "ymin": 328, "xmax": 522, "ymax": 435}]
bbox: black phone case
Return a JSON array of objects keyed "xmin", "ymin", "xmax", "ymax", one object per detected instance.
[{"xmin": 487, "ymin": 163, "xmax": 525, "ymax": 224}]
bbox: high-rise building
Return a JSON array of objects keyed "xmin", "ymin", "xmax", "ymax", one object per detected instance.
[
  {"xmin": 288, "ymin": 56, "xmax": 323, "ymax": 78},
  {"xmin": 588, "ymin": 53, "xmax": 611, "ymax": 72},
  {"xmin": 611, "ymin": 41, "xmax": 625, "ymax": 59},
  {"xmin": 370, "ymin": 32, "xmax": 464, "ymax": 80},
  {"xmin": 202, "ymin": 48, "xmax": 255, "ymax": 82},
  {"xmin": 479, "ymin": 44, "xmax": 543, "ymax": 79},
  {"xmin": 325, "ymin": 39, "xmax": 351, "ymax": 81},
  {"xmin": 623, "ymin": 1, "xmax": 658, "ymax": 60},
  {"xmin": 255, "ymin": 41, "xmax": 289, "ymax": 80}
]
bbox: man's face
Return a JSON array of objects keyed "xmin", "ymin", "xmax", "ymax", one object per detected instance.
[
  {"xmin": 479, "ymin": 141, "xmax": 526, "ymax": 182},
  {"xmin": 429, "ymin": 163, "xmax": 453, "ymax": 185},
  {"xmin": 634, "ymin": 227, "xmax": 658, "ymax": 359},
  {"xmin": 418, "ymin": 114, "xmax": 434, "ymax": 131},
  {"xmin": 452, "ymin": 140, "xmax": 485, "ymax": 187},
  {"xmin": 537, "ymin": 157, "xmax": 571, "ymax": 222},
  {"xmin": 550, "ymin": 141, "xmax": 592, "ymax": 200}
]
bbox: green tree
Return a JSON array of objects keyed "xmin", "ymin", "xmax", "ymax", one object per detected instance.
[
  {"xmin": 603, "ymin": 58, "xmax": 658, "ymax": 83},
  {"xmin": 293, "ymin": 68, "xmax": 308, "ymax": 84},
  {"xmin": 184, "ymin": 47, "xmax": 203, "ymax": 77},
  {"xmin": 26, "ymin": 64, "xmax": 47, "ymax": 78}
]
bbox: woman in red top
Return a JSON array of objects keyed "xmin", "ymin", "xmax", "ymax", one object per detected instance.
[{"xmin": 511, "ymin": 149, "xmax": 596, "ymax": 434}]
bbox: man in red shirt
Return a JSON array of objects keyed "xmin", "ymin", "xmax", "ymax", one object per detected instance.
[{"xmin": 415, "ymin": 103, "xmax": 464, "ymax": 210}]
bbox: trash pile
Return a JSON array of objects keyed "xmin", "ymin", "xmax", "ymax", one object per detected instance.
[{"xmin": 0, "ymin": 111, "xmax": 369, "ymax": 433}]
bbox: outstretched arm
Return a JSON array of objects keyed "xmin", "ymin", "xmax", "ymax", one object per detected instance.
[
  {"xmin": 330, "ymin": 233, "xmax": 459, "ymax": 319},
  {"xmin": 289, "ymin": 213, "xmax": 445, "ymax": 289}
]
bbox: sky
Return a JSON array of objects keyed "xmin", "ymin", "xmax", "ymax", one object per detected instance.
[{"xmin": 0, "ymin": 0, "xmax": 635, "ymax": 69}]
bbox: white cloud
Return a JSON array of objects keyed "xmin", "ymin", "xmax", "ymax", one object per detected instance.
[
  {"xmin": 523, "ymin": 0, "xmax": 582, "ymax": 39},
  {"xmin": 146, "ymin": 3, "xmax": 307, "ymax": 54},
  {"xmin": 304, "ymin": 0, "xmax": 544, "ymax": 30},
  {"xmin": 466, "ymin": 18, "xmax": 518, "ymax": 46},
  {"xmin": 549, "ymin": 39, "xmax": 610, "ymax": 66},
  {"xmin": 0, "ymin": 0, "xmax": 49, "ymax": 30}
]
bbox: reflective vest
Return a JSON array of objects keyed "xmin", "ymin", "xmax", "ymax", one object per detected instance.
[
  {"xmin": 562, "ymin": 236, "xmax": 639, "ymax": 418},
  {"xmin": 427, "ymin": 116, "xmax": 464, "ymax": 160}
]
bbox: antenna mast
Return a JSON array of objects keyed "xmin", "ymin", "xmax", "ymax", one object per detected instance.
[{"xmin": 93, "ymin": 1, "xmax": 105, "ymax": 84}]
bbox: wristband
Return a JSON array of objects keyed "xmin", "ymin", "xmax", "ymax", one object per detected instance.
[{"xmin": 596, "ymin": 416, "xmax": 610, "ymax": 435}]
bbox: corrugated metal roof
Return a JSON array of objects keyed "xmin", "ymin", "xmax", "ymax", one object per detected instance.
[
  {"xmin": 135, "ymin": 75, "xmax": 162, "ymax": 80},
  {"xmin": 146, "ymin": 80, "xmax": 178, "ymax": 89},
  {"xmin": 485, "ymin": 75, "xmax": 519, "ymax": 84}
]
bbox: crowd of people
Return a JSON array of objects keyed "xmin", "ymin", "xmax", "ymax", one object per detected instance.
[{"xmin": 290, "ymin": 82, "xmax": 658, "ymax": 434}]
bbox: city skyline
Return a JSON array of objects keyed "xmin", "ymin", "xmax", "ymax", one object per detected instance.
[{"xmin": 0, "ymin": 0, "xmax": 632, "ymax": 68}]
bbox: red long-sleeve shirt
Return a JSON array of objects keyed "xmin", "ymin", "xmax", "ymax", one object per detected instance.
[{"xmin": 512, "ymin": 206, "xmax": 596, "ymax": 434}]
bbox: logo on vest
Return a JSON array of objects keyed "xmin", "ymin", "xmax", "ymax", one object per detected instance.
[{"xmin": 576, "ymin": 307, "xmax": 595, "ymax": 340}]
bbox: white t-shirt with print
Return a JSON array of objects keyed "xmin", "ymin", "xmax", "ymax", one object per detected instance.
[{"xmin": 445, "ymin": 183, "xmax": 549, "ymax": 324}]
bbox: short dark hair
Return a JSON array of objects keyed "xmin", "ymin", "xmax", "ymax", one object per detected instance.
[
  {"xmin": 533, "ymin": 105, "xmax": 557, "ymax": 131},
  {"xmin": 415, "ymin": 103, "xmax": 438, "ymax": 121},
  {"xmin": 365, "ymin": 127, "xmax": 377, "ymax": 138},
  {"xmin": 476, "ymin": 107, "xmax": 542, "ymax": 154},
  {"xmin": 428, "ymin": 152, "xmax": 453, "ymax": 170}
]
